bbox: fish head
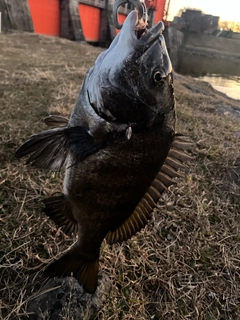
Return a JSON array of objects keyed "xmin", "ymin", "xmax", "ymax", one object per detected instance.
[{"xmin": 87, "ymin": 10, "xmax": 175, "ymax": 130}]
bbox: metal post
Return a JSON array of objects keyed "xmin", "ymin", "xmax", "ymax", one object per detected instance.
[{"xmin": 0, "ymin": 12, "xmax": 1, "ymax": 33}]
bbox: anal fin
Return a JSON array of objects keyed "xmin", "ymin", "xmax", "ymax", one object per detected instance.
[
  {"xmin": 67, "ymin": 126, "xmax": 102, "ymax": 162},
  {"xmin": 43, "ymin": 195, "xmax": 78, "ymax": 235}
]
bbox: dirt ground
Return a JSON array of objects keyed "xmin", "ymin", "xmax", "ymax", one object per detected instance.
[{"xmin": 0, "ymin": 32, "xmax": 240, "ymax": 320}]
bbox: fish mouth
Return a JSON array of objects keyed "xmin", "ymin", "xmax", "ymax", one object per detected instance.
[
  {"xmin": 134, "ymin": 18, "xmax": 148, "ymax": 40},
  {"xmin": 123, "ymin": 11, "xmax": 165, "ymax": 50},
  {"xmin": 113, "ymin": 0, "xmax": 145, "ymax": 30},
  {"xmin": 113, "ymin": 4, "xmax": 163, "ymax": 45},
  {"xmin": 136, "ymin": 21, "xmax": 164, "ymax": 51}
]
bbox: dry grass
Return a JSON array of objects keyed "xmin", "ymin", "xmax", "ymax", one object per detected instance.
[{"xmin": 0, "ymin": 33, "xmax": 239, "ymax": 320}]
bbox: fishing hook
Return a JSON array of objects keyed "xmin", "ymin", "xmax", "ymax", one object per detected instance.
[{"xmin": 113, "ymin": 0, "xmax": 145, "ymax": 29}]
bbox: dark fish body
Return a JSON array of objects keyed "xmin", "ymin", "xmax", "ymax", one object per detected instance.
[
  {"xmin": 64, "ymin": 122, "xmax": 173, "ymax": 240},
  {"xmin": 15, "ymin": 11, "xmax": 191, "ymax": 293}
]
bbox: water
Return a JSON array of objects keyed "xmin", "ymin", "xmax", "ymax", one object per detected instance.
[
  {"xmin": 194, "ymin": 74, "xmax": 240, "ymax": 100},
  {"xmin": 176, "ymin": 52, "xmax": 240, "ymax": 100}
]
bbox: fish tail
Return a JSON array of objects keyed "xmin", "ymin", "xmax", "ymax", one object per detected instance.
[{"xmin": 44, "ymin": 245, "xmax": 100, "ymax": 294}]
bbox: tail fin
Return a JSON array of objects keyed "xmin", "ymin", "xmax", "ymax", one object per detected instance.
[{"xmin": 44, "ymin": 245, "xmax": 100, "ymax": 294}]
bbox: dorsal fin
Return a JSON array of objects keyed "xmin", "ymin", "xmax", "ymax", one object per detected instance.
[{"xmin": 105, "ymin": 135, "xmax": 192, "ymax": 245}]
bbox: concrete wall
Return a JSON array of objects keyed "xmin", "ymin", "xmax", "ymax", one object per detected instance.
[
  {"xmin": 183, "ymin": 33, "xmax": 240, "ymax": 56},
  {"xmin": 0, "ymin": 0, "xmax": 33, "ymax": 32},
  {"xmin": 69, "ymin": 0, "xmax": 84, "ymax": 41},
  {"xmin": 165, "ymin": 29, "xmax": 240, "ymax": 75},
  {"xmin": 164, "ymin": 26, "xmax": 184, "ymax": 69},
  {"xmin": 177, "ymin": 33, "xmax": 240, "ymax": 76}
]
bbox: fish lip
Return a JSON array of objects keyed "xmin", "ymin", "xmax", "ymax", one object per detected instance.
[
  {"xmin": 131, "ymin": 21, "xmax": 165, "ymax": 53},
  {"xmin": 119, "ymin": 11, "xmax": 164, "ymax": 51},
  {"xmin": 136, "ymin": 21, "xmax": 164, "ymax": 43}
]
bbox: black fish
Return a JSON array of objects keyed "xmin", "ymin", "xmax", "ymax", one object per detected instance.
[{"xmin": 15, "ymin": 11, "xmax": 191, "ymax": 293}]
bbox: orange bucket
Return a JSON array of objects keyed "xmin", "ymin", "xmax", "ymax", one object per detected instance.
[
  {"xmin": 116, "ymin": 14, "xmax": 127, "ymax": 34},
  {"xmin": 28, "ymin": 0, "xmax": 60, "ymax": 36},
  {"xmin": 78, "ymin": 4, "xmax": 100, "ymax": 42}
]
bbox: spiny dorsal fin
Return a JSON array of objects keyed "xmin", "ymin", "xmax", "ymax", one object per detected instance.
[
  {"xmin": 106, "ymin": 134, "xmax": 192, "ymax": 244},
  {"xmin": 168, "ymin": 148, "xmax": 192, "ymax": 162},
  {"xmin": 156, "ymin": 171, "xmax": 177, "ymax": 188},
  {"xmin": 106, "ymin": 196, "xmax": 152, "ymax": 245},
  {"xmin": 165, "ymin": 156, "xmax": 187, "ymax": 171},
  {"xmin": 43, "ymin": 195, "xmax": 78, "ymax": 235},
  {"xmin": 171, "ymin": 134, "xmax": 193, "ymax": 151},
  {"xmin": 161, "ymin": 163, "xmax": 183, "ymax": 178}
]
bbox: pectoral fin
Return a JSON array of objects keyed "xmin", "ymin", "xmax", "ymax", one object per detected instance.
[
  {"xmin": 67, "ymin": 126, "xmax": 102, "ymax": 162},
  {"xmin": 106, "ymin": 134, "xmax": 192, "ymax": 244},
  {"xmin": 15, "ymin": 127, "xmax": 69, "ymax": 169},
  {"xmin": 15, "ymin": 126, "xmax": 104, "ymax": 169}
]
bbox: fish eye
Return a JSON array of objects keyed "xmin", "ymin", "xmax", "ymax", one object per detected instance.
[{"xmin": 153, "ymin": 71, "xmax": 162, "ymax": 83}]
